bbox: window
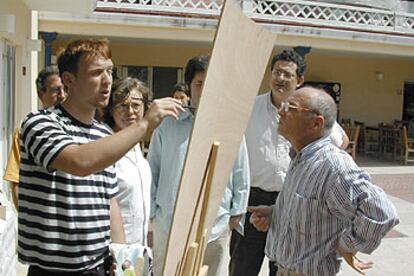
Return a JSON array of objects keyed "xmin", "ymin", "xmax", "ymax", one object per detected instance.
[
  {"xmin": 152, "ymin": 67, "xmax": 181, "ymax": 99},
  {"xmin": 115, "ymin": 65, "xmax": 182, "ymax": 100}
]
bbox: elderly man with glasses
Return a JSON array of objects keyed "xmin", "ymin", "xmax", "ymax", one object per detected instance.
[
  {"xmin": 3, "ymin": 66, "xmax": 65, "ymax": 209},
  {"xmin": 248, "ymin": 86, "xmax": 399, "ymax": 276},
  {"xmin": 36, "ymin": 66, "xmax": 66, "ymax": 107},
  {"xmin": 230, "ymin": 49, "xmax": 349, "ymax": 276}
]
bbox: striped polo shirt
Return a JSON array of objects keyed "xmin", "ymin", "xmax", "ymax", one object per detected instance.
[{"xmin": 18, "ymin": 105, "xmax": 118, "ymax": 272}]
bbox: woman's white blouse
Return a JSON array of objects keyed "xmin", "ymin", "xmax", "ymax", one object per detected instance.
[{"xmin": 115, "ymin": 145, "xmax": 151, "ymax": 245}]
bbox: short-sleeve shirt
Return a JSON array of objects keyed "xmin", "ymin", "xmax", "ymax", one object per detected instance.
[
  {"xmin": 3, "ymin": 127, "xmax": 21, "ymax": 183},
  {"xmin": 18, "ymin": 105, "xmax": 118, "ymax": 272}
]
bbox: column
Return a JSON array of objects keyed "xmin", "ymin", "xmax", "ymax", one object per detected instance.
[{"xmin": 40, "ymin": 31, "xmax": 58, "ymax": 66}]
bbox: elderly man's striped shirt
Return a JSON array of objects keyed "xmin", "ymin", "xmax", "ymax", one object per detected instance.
[
  {"xmin": 18, "ymin": 105, "xmax": 118, "ymax": 272},
  {"xmin": 265, "ymin": 136, "xmax": 399, "ymax": 276}
]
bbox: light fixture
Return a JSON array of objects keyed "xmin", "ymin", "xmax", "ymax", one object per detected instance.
[{"xmin": 375, "ymin": 71, "xmax": 384, "ymax": 81}]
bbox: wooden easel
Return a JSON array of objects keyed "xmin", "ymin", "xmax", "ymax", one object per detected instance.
[
  {"xmin": 176, "ymin": 142, "xmax": 220, "ymax": 276},
  {"xmin": 163, "ymin": 0, "xmax": 274, "ymax": 272}
]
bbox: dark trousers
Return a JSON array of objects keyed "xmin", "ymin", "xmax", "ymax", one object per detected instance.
[
  {"xmin": 229, "ymin": 187, "xmax": 279, "ymax": 276},
  {"xmin": 28, "ymin": 265, "xmax": 106, "ymax": 276},
  {"xmin": 27, "ymin": 253, "xmax": 112, "ymax": 276}
]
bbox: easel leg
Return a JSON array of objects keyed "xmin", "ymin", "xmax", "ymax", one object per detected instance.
[
  {"xmin": 178, "ymin": 142, "xmax": 220, "ymax": 276},
  {"xmin": 181, "ymin": 243, "xmax": 199, "ymax": 276},
  {"xmin": 197, "ymin": 266, "xmax": 209, "ymax": 276}
]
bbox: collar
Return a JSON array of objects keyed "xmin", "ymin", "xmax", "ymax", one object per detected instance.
[
  {"xmin": 266, "ymin": 91, "xmax": 280, "ymax": 120},
  {"xmin": 56, "ymin": 104, "xmax": 94, "ymax": 128},
  {"xmin": 295, "ymin": 135, "xmax": 331, "ymax": 163},
  {"xmin": 178, "ymin": 108, "xmax": 194, "ymax": 121}
]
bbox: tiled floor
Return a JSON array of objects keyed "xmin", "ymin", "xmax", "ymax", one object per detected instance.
[
  {"xmin": 371, "ymin": 174, "xmax": 414, "ymax": 203},
  {"xmin": 212, "ymin": 155, "xmax": 414, "ymax": 276},
  {"xmin": 339, "ymin": 195, "xmax": 414, "ymax": 276},
  {"xmin": 256, "ymin": 155, "xmax": 414, "ymax": 276}
]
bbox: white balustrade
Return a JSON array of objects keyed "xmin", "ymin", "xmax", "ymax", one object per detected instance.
[{"xmin": 95, "ymin": 0, "xmax": 414, "ymax": 34}]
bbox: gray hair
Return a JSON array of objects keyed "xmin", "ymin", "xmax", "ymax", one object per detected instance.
[
  {"xmin": 36, "ymin": 66, "xmax": 59, "ymax": 93},
  {"xmin": 303, "ymin": 87, "xmax": 337, "ymax": 136}
]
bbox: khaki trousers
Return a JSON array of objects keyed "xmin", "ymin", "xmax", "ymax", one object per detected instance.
[
  {"xmin": 203, "ymin": 232, "xmax": 230, "ymax": 276},
  {"xmin": 276, "ymin": 266, "xmax": 305, "ymax": 276}
]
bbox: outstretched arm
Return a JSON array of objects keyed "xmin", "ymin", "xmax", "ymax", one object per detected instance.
[{"xmin": 51, "ymin": 98, "xmax": 183, "ymax": 176}]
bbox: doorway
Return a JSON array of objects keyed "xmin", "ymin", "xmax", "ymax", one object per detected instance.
[
  {"xmin": 0, "ymin": 39, "xmax": 16, "ymax": 196},
  {"xmin": 115, "ymin": 65, "xmax": 182, "ymax": 100},
  {"xmin": 403, "ymin": 82, "xmax": 414, "ymax": 121}
]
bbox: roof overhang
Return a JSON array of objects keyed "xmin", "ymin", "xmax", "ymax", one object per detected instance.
[{"xmin": 23, "ymin": 0, "xmax": 97, "ymax": 13}]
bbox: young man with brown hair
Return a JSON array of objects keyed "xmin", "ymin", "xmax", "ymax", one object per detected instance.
[{"xmin": 18, "ymin": 39, "xmax": 183, "ymax": 276}]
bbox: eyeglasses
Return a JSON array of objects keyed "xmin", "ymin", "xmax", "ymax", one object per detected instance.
[
  {"xmin": 47, "ymin": 86, "xmax": 64, "ymax": 94},
  {"xmin": 280, "ymin": 101, "xmax": 319, "ymax": 115},
  {"xmin": 113, "ymin": 98, "xmax": 145, "ymax": 113},
  {"xmin": 271, "ymin": 69, "xmax": 297, "ymax": 80}
]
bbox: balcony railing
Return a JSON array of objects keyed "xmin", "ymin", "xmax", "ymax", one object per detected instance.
[
  {"xmin": 96, "ymin": 0, "xmax": 223, "ymax": 16},
  {"xmin": 95, "ymin": 0, "xmax": 414, "ymax": 35}
]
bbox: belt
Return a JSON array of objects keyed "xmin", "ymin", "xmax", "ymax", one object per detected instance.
[
  {"xmin": 277, "ymin": 265, "xmax": 305, "ymax": 276},
  {"xmin": 250, "ymin": 187, "xmax": 279, "ymax": 194}
]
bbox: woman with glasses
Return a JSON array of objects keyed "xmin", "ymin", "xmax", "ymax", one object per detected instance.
[{"xmin": 103, "ymin": 77, "xmax": 151, "ymax": 247}]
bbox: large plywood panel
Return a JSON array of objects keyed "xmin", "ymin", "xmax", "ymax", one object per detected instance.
[{"xmin": 163, "ymin": 0, "xmax": 276, "ymax": 275}]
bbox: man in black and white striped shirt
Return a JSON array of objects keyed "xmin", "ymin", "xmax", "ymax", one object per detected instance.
[
  {"xmin": 18, "ymin": 39, "xmax": 183, "ymax": 276},
  {"xmin": 249, "ymin": 87, "xmax": 399, "ymax": 276}
]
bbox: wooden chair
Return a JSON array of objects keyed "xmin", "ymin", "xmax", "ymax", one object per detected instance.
[
  {"xmin": 346, "ymin": 125, "xmax": 360, "ymax": 160},
  {"xmin": 354, "ymin": 121, "xmax": 364, "ymax": 153},
  {"xmin": 341, "ymin": 118, "xmax": 351, "ymax": 127},
  {"xmin": 402, "ymin": 126, "xmax": 414, "ymax": 164},
  {"xmin": 394, "ymin": 120, "xmax": 408, "ymax": 128},
  {"xmin": 409, "ymin": 121, "xmax": 414, "ymax": 138},
  {"xmin": 379, "ymin": 123, "xmax": 395, "ymax": 157},
  {"xmin": 354, "ymin": 121, "xmax": 379, "ymax": 155}
]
